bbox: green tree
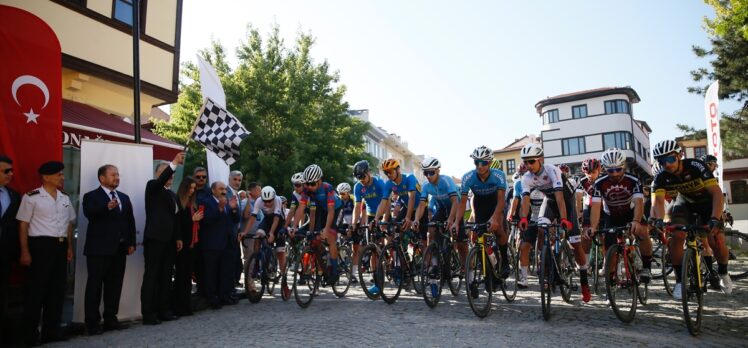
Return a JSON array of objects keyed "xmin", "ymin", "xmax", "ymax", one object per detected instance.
[
  {"xmin": 153, "ymin": 25, "xmax": 374, "ymax": 194},
  {"xmin": 686, "ymin": 0, "xmax": 748, "ymax": 158}
]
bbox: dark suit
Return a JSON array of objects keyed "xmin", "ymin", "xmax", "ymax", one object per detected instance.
[
  {"xmin": 172, "ymin": 200, "xmax": 196, "ymax": 315},
  {"xmin": 199, "ymin": 196, "xmax": 239, "ymax": 305},
  {"xmin": 140, "ymin": 165, "xmax": 178, "ymax": 321},
  {"xmin": 82, "ymin": 187, "xmax": 136, "ymax": 329},
  {"xmin": 0, "ymin": 185, "xmax": 20, "ymax": 343}
]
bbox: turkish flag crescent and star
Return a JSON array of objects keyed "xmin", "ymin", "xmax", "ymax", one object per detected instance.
[{"xmin": 0, "ymin": 5, "xmax": 62, "ymax": 194}]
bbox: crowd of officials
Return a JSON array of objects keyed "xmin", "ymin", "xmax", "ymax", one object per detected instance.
[{"xmin": 0, "ymin": 152, "xmax": 266, "ymax": 346}]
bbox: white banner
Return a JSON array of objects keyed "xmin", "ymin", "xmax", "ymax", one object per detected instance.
[
  {"xmin": 197, "ymin": 54, "xmax": 231, "ymax": 185},
  {"xmin": 704, "ymin": 81, "xmax": 723, "ymax": 190},
  {"xmin": 73, "ymin": 139, "xmax": 153, "ymax": 323}
]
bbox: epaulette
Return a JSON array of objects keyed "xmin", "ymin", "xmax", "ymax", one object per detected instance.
[
  {"xmin": 59, "ymin": 190, "xmax": 69, "ymax": 196},
  {"xmin": 26, "ymin": 190, "xmax": 40, "ymax": 196}
]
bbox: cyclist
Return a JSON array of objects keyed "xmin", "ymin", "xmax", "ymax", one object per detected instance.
[
  {"xmin": 517, "ymin": 143, "xmax": 591, "ymax": 303},
  {"xmin": 238, "ymin": 186, "xmax": 286, "ymax": 294},
  {"xmin": 351, "ymin": 160, "xmax": 387, "ymax": 291},
  {"xmin": 454, "ymin": 146, "xmax": 509, "ymax": 290},
  {"xmin": 651, "ymin": 139, "xmax": 732, "ymax": 298},
  {"xmin": 290, "ymin": 164, "xmax": 343, "ymax": 283},
  {"xmin": 558, "ymin": 163, "xmax": 577, "ymax": 190},
  {"xmin": 700, "ymin": 154, "xmax": 718, "ymax": 173},
  {"xmin": 373, "ymin": 158, "xmax": 427, "ymax": 244},
  {"xmin": 284, "ymin": 172, "xmax": 306, "ymax": 231},
  {"xmin": 337, "ymin": 182, "xmax": 354, "ymax": 227},
  {"xmin": 587, "ymin": 148, "xmax": 651, "ymax": 283},
  {"xmin": 413, "ymin": 157, "xmax": 464, "ymax": 293},
  {"xmin": 575, "ymin": 158, "xmax": 605, "ymax": 271},
  {"xmin": 508, "ymin": 168, "xmax": 544, "ymax": 289},
  {"xmin": 698, "ymin": 154, "xmax": 724, "ymax": 289}
]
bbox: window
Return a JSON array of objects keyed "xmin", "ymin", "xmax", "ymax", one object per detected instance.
[
  {"xmin": 506, "ymin": 159, "xmax": 515, "ymax": 175},
  {"xmin": 114, "ymin": 0, "xmax": 134, "ymax": 26},
  {"xmin": 604, "ymin": 99, "xmax": 630, "ymax": 115},
  {"xmin": 637, "ymin": 140, "xmax": 642, "ymax": 156},
  {"xmin": 694, "ymin": 146, "xmax": 707, "ymax": 159},
  {"xmin": 572, "ymin": 105, "xmax": 588, "ymax": 119},
  {"xmin": 731, "ymin": 181, "xmax": 748, "ymax": 204},
  {"xmin": 562, "ymin": 137, "xmax": 586, "ymax": 156},
  {"xmin": 543, "ymin": 109, "xmax": 559, "ymax": 124},
  {"xmin": 603, "ymin": 132, "xmax": 632, "ymax": 150}
]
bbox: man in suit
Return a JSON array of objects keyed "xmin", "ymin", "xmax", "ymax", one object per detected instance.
[
  {"xmin": 226, "ymin": 171, "xmax": 243, "ymax": 288},
  {"xmin": 141, "ymin": 153, "xmax": 183, "ymax": 325},
  {"xmin": 199, "ymin": 181, "xmax": 239, "ymax": 309},
  {"xmin": 0, "ymin": 155, "xmax": 20, "ymax": 345},
  {"xmin": 82, "ymin": 165, "xmax": 136, "ymax": 335}
]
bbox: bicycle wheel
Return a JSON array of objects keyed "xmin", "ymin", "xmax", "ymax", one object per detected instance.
[
  {"xmin": 635, "ymin": 248, "xmax": 648, "ymax": 306},
  {"xmin": 725, "ymin": 230, "xmax": 748, "ymax": 280},
  {"xmin": 501, "ymin": 242, "xmax": 518, "ymax": 302},
  {"xmin": 281, "ymin": 249, "xmax": 296, "ymax": 301},
  {"xmin": 604, "ymin": 245, "xmax": 637, "ymax": 323},
  {"xmin": 292, "ymin": 251, "xmax": 319, "ymax": 308},
  {"xmin": 265, "ymin": 251, "xmax": 279, "ymax": 296},
  {"xmin": 447, "ymin": 248, "xmax": 462, "ymax": 297},
  {"xmin": 558, "ymin": 241, "xmax": 575, "ymax": 304},
  {"xmin": 421, "ymin": 244, "xmax": 443, "ymax": 308},
  {"xmin": 245, "ymin": 253, "xmax": 263, "ymax": 303},
  {"xmin": 466, "ymin": 246, "xmax": 493, "ymax": 318},
  {"xmin": 539, "ymin": 245, "xmax": 552, "ymax": 321},
  {"xmin": 410, "ymin": 243, "xmax": 424, "ymax": 295},
  {"xmin": 332, "ymin": 244, "xmax": 353, "ymax": 298},
  {"xmin": 591, "ymin": 241, "xmax": 602, "ymax": 295},
  {"xmin": 662, "ymin": 244, "xmax": 676, "ymax": 296},
  {"xmin": 681, "ymin": 247, "xmax": 703, "ymax": 336},
  {"xmin": 380, "ymin": 243, "xmax": 405, "ymax": 304},
  {"xmin": 357, "ymin": 244, "xmax": 381, "ymax": 300}
]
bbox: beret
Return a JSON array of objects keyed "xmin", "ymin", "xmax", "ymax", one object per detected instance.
[{"xmin": 38, "ymin": 161, "xmax": 64, "ymax": 175}]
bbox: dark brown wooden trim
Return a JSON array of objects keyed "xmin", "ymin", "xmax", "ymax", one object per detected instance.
[
  {"xmin": 50, "ymin": 0, "xmax": 173, "ymax": 52},
  {"xmin": 62, "ymin": 53, "xmax": 178, "ymax": 103},
  {"xmin": 173, "ymin": 0, "xmax": 183, "ymax": 95}
]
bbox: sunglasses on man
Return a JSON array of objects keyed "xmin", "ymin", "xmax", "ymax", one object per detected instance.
[
  {"xmin": 606, "ymin": 167, "xmax": 623, "ymax": 174},
  {"xmin": 657, "ymin": 155, "xmax": 677, "ymax": 165},
  {"xmin": 384, "ymin": 169, "xmax": 396, "ymax": 176},
  {"xmin": 195, "ymin": 175, "xmax": 207, "ymax": 179},
  {"xmin": 294, "ymin": 183, "xmax": 303, "ymax": 188},
  {"xmin": 305, "ymin": 181, "xmax": 319, "ymax": 188},
  {"xmin": 354, "ymin": 174, "xmax": 367, "ymax": 180},
  {"xmin": 423, "ymin": 170, "xmax": 437, "ymax": 177},
  {"xmin": 263, "ymin": 199, "xmax": 274, "ymax": 204},
  {"xmin": 523, "ymin": 159, "xmax": 538, "ymax": 165},
  {"xmin": 2, "ymin": 168, "xmax": 12, "ymax": 174},
  {"xmin": 474, "ymin": 160, "xmax": 490, "ymax": 167}
]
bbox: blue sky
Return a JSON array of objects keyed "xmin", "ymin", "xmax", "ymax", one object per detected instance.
[{"xmin": 179, "ymin": 1, "xmax": 736, "ymax": 176}]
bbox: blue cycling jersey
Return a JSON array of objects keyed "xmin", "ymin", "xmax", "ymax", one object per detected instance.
[
  {"xmin": 353, "ymin": 176, "xmax": 386, "ymax": 215},
  {"xmin": 460, "ymin": 168, "xmax": 507, "ymax": 197},
  {"xmin": 382, "ymin": 173, "xmax": 422, "ymax": 206},
  {"xmin": 301, "ymin": 182, "xmax": 342, "ymax": 210},
  {"xmin": 513, "ymin": 180, "xmax": 522, "ymax": 199},
  {"xmin": 420, "ymin": 175, "xmax": 458, "ymax": 212}
]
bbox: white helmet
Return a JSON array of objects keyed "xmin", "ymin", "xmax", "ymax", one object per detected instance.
[
  {"xmin": 421, "ymin": 157, "xmax": 441, "ymax": 170},
  {"xmin": 601, "ymin": 148, "xmax": 626, "ymax": 168},
  {"xmin": 512, "ymin": 172, "xmax": 522, "ymax": 181},
  {"xmin": 651, "ymin": 161, "xmax": 662, "ymax": 176},
  {"xmin": 520, "ymin": 143, "xmax": 544, "ymax": 159},
  {"xmin": 652, "ymin": 139, "xmax": 681, "ymax": 158},
  {"xmin": 291, "ymin": 172, "xmax": 305, "ymax": 184},
  {"xmin": 470, "ymin": 146, "xmax": 493, "ymax": 161},
  {"xmin": 336, "ymin": 182, "xmax": 352, "ymax": 193},
  {"xmin": 303, "ymin": 164, "xmax": 323, "ymax": 182},
  {"xmin": 260, "ymin": 186, "xmax": 276, "ymax": 201}
]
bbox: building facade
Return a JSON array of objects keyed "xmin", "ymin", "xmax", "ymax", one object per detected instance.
[
  {"xmin": 534, "ymin": 87, "xmax": 652, "ymax": 178},
  {"xmin": 493, "ymin": 134, "xmax": 540, "ymax": 182}
]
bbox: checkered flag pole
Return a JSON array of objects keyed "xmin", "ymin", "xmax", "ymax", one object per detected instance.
[{"xmin": 189, "ymin": 97, "xmax": 250, "ymax": 165}]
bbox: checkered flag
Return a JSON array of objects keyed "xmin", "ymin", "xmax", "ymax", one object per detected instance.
[{"xmin": 190, "ymin": 98, "xmax": 250, "ymax": 165}]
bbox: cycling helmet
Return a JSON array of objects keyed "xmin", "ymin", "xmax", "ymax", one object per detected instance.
[
  {"xmin": 260, "ymin": 186, "xmax": 276, "ymax": 201},
  {"xmin": 512, "ymin": 172, "xmax": 522, "ymax": 181},
  {"xmin": 581, "ymin": 158, "xmax": 601, "ymax": 173},
  {"xmin": 652, "ymin": 139, "xmax": 681, "ymax": 158},
  {"xmin": 651, "ymin": 161, "xmax": 662, "ymax": 175},
  {"xmin": 336, "ymin": 182, "xmax": 352, "ymax": 193},
  {"xmin": 470, "ymin": 146, "xmax": 493, "ymax": 161},
  {"xmin": 352, "ymin": 160, "xmax": 370, "ymax": 178},
  {"xmin": 421, "ymin": 157, "xmax": 441, "ymax": 170},
  {"xmin": 518, "ymin": 162, "xmax": 528, "ymax": 174},
  {"xmin": 601, "ymin": 148, "xmax": 626, "ymax": 168},
  {"xmin": 291, "ymin": 172, "xmax": 305, "ymax": 184},
  {"xmin": 381, "ymin": 158, "xmax": 400, "ymax": 171},
  {"xmin": 490, "ymin": 159, "xmax": 502, "ymax": 170},
  {"xmin": 558, "ymin": 163, "xmax": 571, "ymax": 174},
  {"xmin": 700, "ymin": 154, "xmax": 717, "ymax": 163},
  {"xmin": 520, "ymin": 143, "xmax": 544, "ymax": 159},
  {"xmin": 303, "ymin": 164, "xmax": 323, "ymax": 182},
  {"xmin": 279, "ymin": 196, "xmax": 287, "ymax": 204}
]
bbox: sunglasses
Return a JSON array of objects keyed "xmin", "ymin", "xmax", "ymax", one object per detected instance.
[
  {"xmin": 354, "ymin": 174, "xmax": 366, "ymax": 180},
  {"xmin": 474, "ymin": 160, "xmax": 490, "ymax": 167},
  {"xmin": 2, "ymin": 168, "xmax": 12, "ymax": 174},
  {"xmin": 423, "ymin": 170, "xmax": 437, "ymax": 177},
  {"xmin": 523, "ymin": 159, "xmax": 537, "ymax": 165},
  {"xmin": 195, "ymin": 175, "xmax": 207, "ymax": 179},
  {"xmin": 606, "ymin": 167, "xmax": 623, "ymax": 173},
  {"xmin": 263, "ymin": 199, "xmax": 274, "ymax": 204},
  {"xmin": 305, "ymin": 182, "xmax": 319, "ymax": 187},
  {"xmin": 657, "ymin": 155, "xmax": 677, "ymax": 165},
  {"xmin": 384, "ymin": 169, "xmax": 396, "ymax": 176},
  {"xmin": 294, "ymin": 183, "xmax": 303, "ymax": 188}
]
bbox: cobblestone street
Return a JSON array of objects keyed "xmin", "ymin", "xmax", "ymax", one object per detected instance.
[{"xmin": 52, "ymin": 276, "xmax": 748, "ymax": 347}]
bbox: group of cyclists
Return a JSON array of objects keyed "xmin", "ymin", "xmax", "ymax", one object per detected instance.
[{"xmin": 240, "ymin": 138, "xmax": 735, "ymax": 320}]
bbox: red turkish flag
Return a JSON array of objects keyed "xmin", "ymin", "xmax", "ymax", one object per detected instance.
[{"xmin": 0, "ymin": 5, "xmax": 62, "ymax": 194}]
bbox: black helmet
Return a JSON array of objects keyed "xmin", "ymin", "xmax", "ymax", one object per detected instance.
[
  {"xmin": 700, "ymin": 154, "xmax": 717, "ymax": 164},
  {"xmin": 353, "ymin": 160, "xmax": 370, "ymax": 179}
]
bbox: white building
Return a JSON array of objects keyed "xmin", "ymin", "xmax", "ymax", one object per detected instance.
[{"xmin": 534, "ymin": 87, "xmax": 653, "ymax": 178}]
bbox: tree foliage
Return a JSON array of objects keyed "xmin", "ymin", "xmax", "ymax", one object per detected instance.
[
  {"xmin": 153, "ymin": 25, "xmax": 374, "ymax": 194},
  {"xmin": 686, "ymin": 0, "xmax": 748, "ymax": 159}
]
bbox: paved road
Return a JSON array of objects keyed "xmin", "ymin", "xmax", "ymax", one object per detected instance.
[{"xmin": 51, "ymin": 274, "xmax": 747, "ymax": 347}]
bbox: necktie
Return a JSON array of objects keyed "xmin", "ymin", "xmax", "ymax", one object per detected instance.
[{"xmin": 111, "ymin": 191, "xmax": 120, "ymax": 211}]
